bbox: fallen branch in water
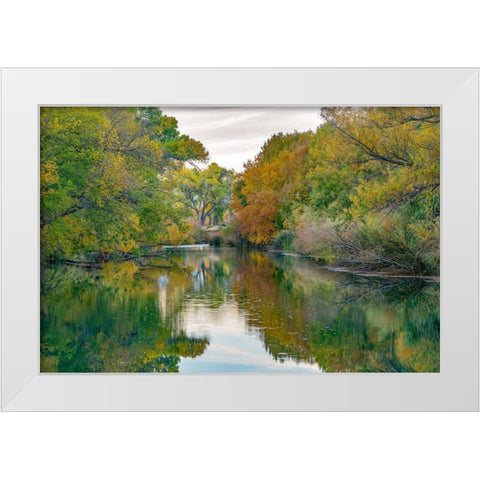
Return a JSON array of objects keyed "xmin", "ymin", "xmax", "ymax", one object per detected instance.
[
  {"xmin": 64, "ymin": 260, "xmax": 103, "ymax": 268},
  {"xmin": 63, "ymin": 251, "xmax": 175, "ymax": 267}
]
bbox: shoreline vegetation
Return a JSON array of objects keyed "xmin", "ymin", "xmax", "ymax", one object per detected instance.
[
  {"xmin": 41, "ymin": 106, "xmax": 439, "ymax": 278},
  {"xmin": 61, "ymin": 241, "xmax": 440, "ymax": 281}
]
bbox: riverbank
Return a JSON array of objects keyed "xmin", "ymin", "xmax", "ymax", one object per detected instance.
[
  {"xmin": 266, "ymin": 248, "xmax": 440, "ymax": 281},
  {"xmin": 57, "ymin": 242, "xmax": 439, "ymax": 282},
  {"xmin": 320, "ymin": 265, "xmax": 440, "ymax": 282}
]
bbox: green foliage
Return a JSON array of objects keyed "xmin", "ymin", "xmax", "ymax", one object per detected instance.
[
  {"xmin": 232, "ymin": 107, "xmax": 440, "ymax": 275},
  {"xmin": 353, "ymin": 215, "xmax": 440, "ymax": 275},
  {"xmin": 41, "ymin": 107, "xmax": 208, "ymax": 262},
  {"xmin": 215, "ymin": 224, "xmax": 237, "ymax": 247},
  {"xmin": 270, "ymin": 230, "xmax": 295, "ymax": 251},
  {"xmin": 167, "ymin": 162, "xmax": 234, "ymax": 227},
  {"xmin": 211, "ymin": 236, "xmax": 222, "ymax": 247}
]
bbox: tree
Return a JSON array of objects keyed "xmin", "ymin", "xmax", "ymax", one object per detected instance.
[
  {"xmin": 40, "ymin": 107, "xmax": 208, "ymax": 261},
  {"xmin": 169, "ymin": 163, "xmax": 234, "ymax": 227},
  {"xmin": 230, "ymin": 108, "xmax": 440, "ymax": 274},
  {"xmin": 232, "ymin": 132, "xmax": 312, "ymax": 244},
  {"xmin": 319, "ymin": 107, "xmax": 440, "ymax": 216},
  {"xmin": 306, "ymin": 108, "xmax": 440, "ymax": 273}
]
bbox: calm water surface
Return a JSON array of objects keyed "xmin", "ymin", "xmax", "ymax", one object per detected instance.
[{"xmin": 41, "ymin": 247, "xmax": 440, "ymax": 373}]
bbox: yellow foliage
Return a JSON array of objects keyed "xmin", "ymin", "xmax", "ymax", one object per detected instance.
[
  {"xmin": 118, "ymin": 238, "xmax": 138, "ymax": 253},
  {"xmin": 40, "ymin": 159, "xmax": 59, "ymax": 189},
  {"xmin": 320, "ymin": 107, "xmax": 440, "ymax": 217},
  {"xmin": 233, "ymin": 134, "xmax": 311, "ymax": 244},
  {"xmin": 165, "ymin": 223, "xmax": 186, "ymax": 246}
]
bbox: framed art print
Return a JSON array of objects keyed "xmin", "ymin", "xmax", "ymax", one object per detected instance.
[{"xmin": 1, "ymin": 68, "xmax": 478, "ymax": 411}]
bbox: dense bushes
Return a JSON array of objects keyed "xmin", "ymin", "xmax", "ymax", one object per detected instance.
[{"xmin": 270, "ymin": 230, "xmax": 295, "ymax": 251}]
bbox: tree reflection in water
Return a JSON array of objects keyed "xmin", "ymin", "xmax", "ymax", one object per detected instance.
[{"xmin": 41, "ymin": 248, "xmax": 439, "ymax": 372}]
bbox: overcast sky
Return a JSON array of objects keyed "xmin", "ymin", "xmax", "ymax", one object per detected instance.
[{"xmin": 161, "ymin": 107, "xmax": 323, "ymax": 172}]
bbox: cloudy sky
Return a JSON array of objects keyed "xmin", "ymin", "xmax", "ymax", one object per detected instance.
[{"xmin": 161, "ymin": 107, "xmax": 323, "ymax": 172}]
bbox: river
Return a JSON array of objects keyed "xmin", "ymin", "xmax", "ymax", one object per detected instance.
[{"xmin": 40, "ymin": 247, "xmax": 440, "ymax": 373}]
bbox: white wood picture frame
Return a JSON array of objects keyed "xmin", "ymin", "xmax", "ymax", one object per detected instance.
[{"xmin": 1, "ymin": 68, "xmax": 478, "ymax": 411}]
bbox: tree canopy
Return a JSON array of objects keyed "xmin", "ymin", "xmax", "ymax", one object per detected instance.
[
  {"xmin": 41, "ymin": 107, "xmax": 209, "ymax": 261},
  {"xmin": 232, "ymin": 107, "xmax": 440, "ymax": 274},
  {"xmin": 232, "ymin": 132, "xmax": 312, "ymax": 244},
  {"xmin": 41, "ymin": 106, "xmax": 440, "ymax": 275},
  {"xmin": 167, "ymin": 163, "xmax": 234, "ymax": 227}
]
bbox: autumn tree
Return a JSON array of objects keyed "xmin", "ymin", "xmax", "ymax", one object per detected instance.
[
  {"xmin": 231, "ymin": 108, "xmax": 440, "ymax": 274},
  {"xmin": 319, "ymin": 107, "xmax": 440, "ymax": 217},
  {"xmin": 40, "ymin": 107, "xmax": 208, "ymax": 262},
  {"xmin": 232, "ymin": 132, "xmax": 312, "ymax": 244},
  {"xmin": 168, "ymin": 163, "xmax": 234, "ymax": 227},
  {"xmin": 313, "ymin": 107, "xmax": 440, "ymax": 274}
]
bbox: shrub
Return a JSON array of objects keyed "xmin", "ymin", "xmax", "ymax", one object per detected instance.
[
  {"xmin": 328, "ymin": 214, "xmax": 439, "ymax": 275},
  {"xmin": 270, "ymin": 230, "xmax": 295, "ymax": 251},
  {"xmin": 191, "ymin": 226, "xmax": 210, "ymax": 244},
  {"xmin": 211, "ymin": 236, "xmax": 222, "ymax": 247},
  {"xmin": 285, "ymin": 207, "xmax": 336, "ymax": 262},
  {"xmin": 354, "ymin": 215, "xmax": 439, "ymax": 275},
  {"xmin": 163, "ymin": 223, "xmax": 193, "ymax": 246},
  {"xmin": 284, "ymin": 206, "xmax": 439, "ymax": 275}
]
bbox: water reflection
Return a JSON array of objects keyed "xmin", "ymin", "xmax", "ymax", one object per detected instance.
[{"xmin": 41, "ymin": 248, "xmax": 440, "ymax": 373}]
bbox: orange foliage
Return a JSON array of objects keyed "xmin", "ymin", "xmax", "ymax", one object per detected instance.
[{"xmin": 233, "ymin": 133, "xmax": 311, "ymax": 244}]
